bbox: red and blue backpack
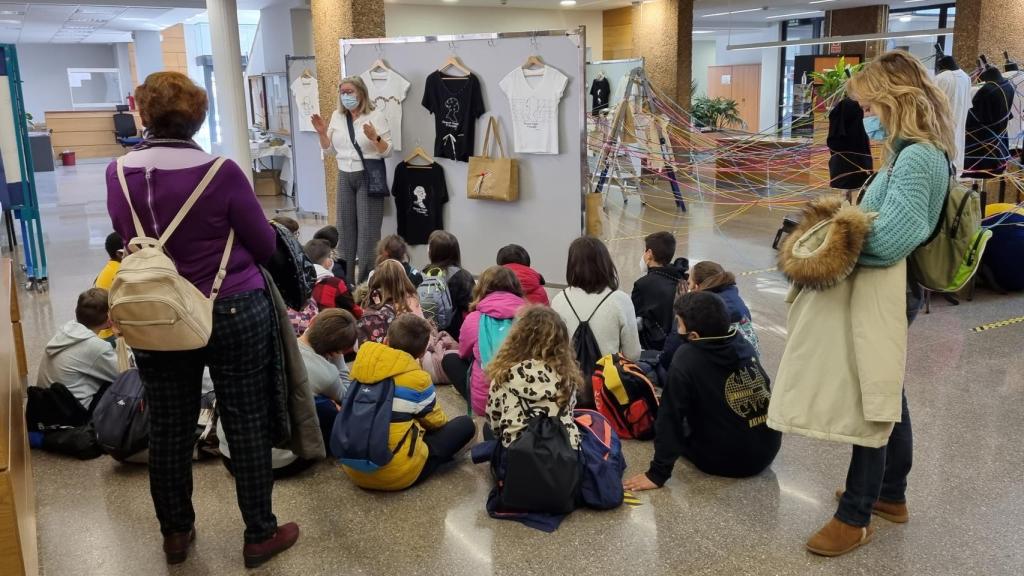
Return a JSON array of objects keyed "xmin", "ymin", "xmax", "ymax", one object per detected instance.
[{"xmin": 574, "ymin": 409, "xmax": 626, "ymax": 509}]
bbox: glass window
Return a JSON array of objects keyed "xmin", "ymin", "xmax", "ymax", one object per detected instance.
[{"xmin": 67, "ymin": 68, "xmax": 123, "ymax": 109}]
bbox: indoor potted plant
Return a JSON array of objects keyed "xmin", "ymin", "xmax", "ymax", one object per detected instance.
[{"xmin": 690, "ymin": 95, "xmax": 745, "ymax": 132}]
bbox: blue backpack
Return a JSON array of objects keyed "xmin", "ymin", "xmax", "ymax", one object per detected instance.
[
  {"xmin": 478, "ymin": 314, "xmax": 514, "ymax": 369},
  {"xmin": 574, "ymin": 409, "xmax": 627, "ymax": 510},
  {"xmin": 330, "ymin": 378, "xmax": 397, "ymax": 472}
]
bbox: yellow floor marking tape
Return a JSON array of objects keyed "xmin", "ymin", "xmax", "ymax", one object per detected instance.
[
  {"xmin": 971, "ymin": 316, "xmax": 1024, "ymax": 333},
  {"xmin": 623, "ymin": 491, "xmax": 643, "ymax": 507}
]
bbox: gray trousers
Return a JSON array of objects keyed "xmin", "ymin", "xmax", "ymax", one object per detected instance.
[{"xmin": 337, "ymin": 169, "xmax": 384, "ymax": 284}]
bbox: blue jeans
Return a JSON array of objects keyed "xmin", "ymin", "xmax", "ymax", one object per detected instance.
[
  {"xmin": 836, "ymin": 276, "xmax": 920, "ymax": 526},
  {"xmin": 835, "ymin": 393, "xmax": 913, "ymax": 526}
]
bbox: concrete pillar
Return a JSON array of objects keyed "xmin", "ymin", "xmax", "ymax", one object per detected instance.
[
  {"xmin": 207, "ymin": 0, "xmax": 252, "ymax": 179},
  {"xmin": 311, "ymin": 0, "xmax": 386, "ymax": 222},
  {"xmin": 132, "ymin": 30, "xmax": 163, "ymax": 82},
  {"xmin": 633, "ymin": 0, "xmax": 693, "ymax": 106},
  {"xmin": 823, "ymin": 5, "xmax": 889, "ymax": 61},
  {"xmin": 953, "ymin": 0, "xmax": 1024, "ymax": 74}
]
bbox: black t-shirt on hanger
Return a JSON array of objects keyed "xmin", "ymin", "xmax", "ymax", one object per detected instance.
[
  {"xmin": 391, "ymin": 162, "xmax": 449, "ymax": 245},
  {"xmin": 422, "ymin": 71, "xmax": 486, "ymax": 162},
  {"xmin": 590, "ymin": 77, "xmax": 611, "ymax": 113}
]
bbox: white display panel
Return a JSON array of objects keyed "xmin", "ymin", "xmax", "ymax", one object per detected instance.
[
  {"xmin": 340, "ymin": 29, "xmax": 586, "ymax": 284},
  {"xmin": 287, "ymin": 55, "xmax": 328, "ymax": 216}
]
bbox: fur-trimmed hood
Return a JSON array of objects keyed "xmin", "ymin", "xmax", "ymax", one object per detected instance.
[{"xmin": 778, "ymin": 197, "xmax": 876, "ymax": 291}]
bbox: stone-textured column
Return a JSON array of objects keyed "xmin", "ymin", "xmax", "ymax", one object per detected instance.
[
  {"xmin": 824, "ymin": 5, "xmax": 889, "ymax": 60},
  {"xmin": 633, "ymin": 0, "xmax": 693, "ymax": 107},
  {"xmin": 207, "ymin": 0, "xmax": 251, "ymax": 176},
  {"xmin": 953, "ymin": 0, "xmax": 1024, "ymax": 74},
  {"xmin": 311, "ymin": 0, "xmax": 386, "ymax": 223}
]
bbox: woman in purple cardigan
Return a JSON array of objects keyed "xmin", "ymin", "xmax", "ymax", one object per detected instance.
[{"xmin": 106, "ymin": 72, "xmax": 297, "ymax": 569}]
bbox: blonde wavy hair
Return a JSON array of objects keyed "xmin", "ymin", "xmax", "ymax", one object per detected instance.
[
  {"xmin": 469, "ymin": 266, "xmax": 522, "ymax": 312},
  {"xmin": 339, "ymin": 75, "xmax": 374, "ymax": 116},
  {"xmin": 364, "ymin": 259, "xmax": 417, "ymax": 315},
  {"xmin": 486, "ymin": 305, "xmax": 582, "ymax": 406},
  {"xmin": 847, "ymin": 50, "xmax": 956, "ymax": 163}
]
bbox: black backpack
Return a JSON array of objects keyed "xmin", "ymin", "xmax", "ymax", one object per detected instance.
[
  {"xmin": 265, "ymin": 220, "xmax": 317, "ymax": 310},
  {"xmin": 39, "ymin": 423, "xmax": 104, "ymax": 460},
  {"xmin": 26, "ymin": 383, "xmax": 90, "ymax": 429},
  {"xmin": 563, "ymin": 291, "xmax": 613, "ymax": 408},
  {"xmin": 92, "ymin": 368, "xmax": 150, "ymax": 461},
  {"xmin": 493, "ymin": 400, "xmax": 581, "ymax": 514}
]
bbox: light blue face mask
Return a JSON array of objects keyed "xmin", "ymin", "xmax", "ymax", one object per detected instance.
[
  {"xmin": 862, "ymin": 115, "xmax": 887, "ymax": 141},
  {"xmin": 340, "ymin": 93, "xmax": 359, "ymax": 111}
]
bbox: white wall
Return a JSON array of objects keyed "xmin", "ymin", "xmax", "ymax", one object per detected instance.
[
  {"xmin": 383, "ymin": 5, "xmax": 602, "ymax": 53},
  {"xmin": 691, "ymin": 40, "xmax": 716, "ymax": 97},
  {"xmin": 133, "ymin": 30, "xmax": 163, "ymax": 82},
  {"xmin": 114, "ymin": 42, "xmax": 133, "ymax": 96},
  {"xmin": 757, "ymin": 26, "xmax": 781, "ymax": 133},
  {"xmin": 290, "ymin": 9, "xmax": 313, "ymax": 56},
  {"xmin": 714, "ymin": 28, "xmax": 776, "ymax": 66},
  {"xmin": 17, "ymin": 43, "xmax": 119, "ymax": 120}
]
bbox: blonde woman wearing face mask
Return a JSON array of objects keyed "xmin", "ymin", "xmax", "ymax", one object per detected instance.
[
  {"xmin": 312, "ymin": 76, "xmax": 393, "ymax": 284},
  {"xmin": 780, "ymin": 51, "xmax": 954, "ymax": 558}
]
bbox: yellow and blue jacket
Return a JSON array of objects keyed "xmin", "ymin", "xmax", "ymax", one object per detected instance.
[{"xmin": 342, "ymin": 342, "xmax": 448, "ymax": 490}]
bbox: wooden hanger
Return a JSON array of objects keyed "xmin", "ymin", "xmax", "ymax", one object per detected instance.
[
  {"xmin": 522, "ymin": 54, "xmax": 544, "ymax": 70},
  {"xmin": 369, "ymin": 59, "xmax": 389, "ymax": 74},
  {"xmin": 301, "ymin": 68, "xmax": 312, "ymax": 79},
  {"xmin": 439, "ymin": 55, "xmax": 471, "ymax": 77},
  {"xmin": 404, "ymin": 145, "xmax": 434, "ymax": 167}
]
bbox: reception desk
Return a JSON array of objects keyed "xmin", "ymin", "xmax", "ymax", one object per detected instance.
[{"xmin": 43, "ymin": 110, "xmax": 141, "ymax": 160}]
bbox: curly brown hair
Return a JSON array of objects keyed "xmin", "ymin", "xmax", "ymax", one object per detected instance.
[
  {"xmin": 135, "ymin": 71, "xmax": 208, "ymax": 140},
  {"xmin": 364, "ymin": 259, "xmax": 417, "ymax": 314},
  {"xmin": 486, "ymin": 305, "xmax": 582, "ymax": 406},
  {"xmin": 469, "ymin": 266, "xmax": 522, "ymax": 312}
]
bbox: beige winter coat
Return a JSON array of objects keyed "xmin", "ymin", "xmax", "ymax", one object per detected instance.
[{"xmin": 768, "ymin": 198, "xmax": 908, "ymax": 448}]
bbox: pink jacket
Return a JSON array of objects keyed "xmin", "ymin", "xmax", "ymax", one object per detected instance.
[{"xmin": 459, "ymin": 291, "xmax": 526, "ymax": 415}]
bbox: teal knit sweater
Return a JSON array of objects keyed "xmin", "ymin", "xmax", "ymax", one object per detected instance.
[{"xmin": 858, "ymin": 141, "xmax": 949, "ymax": 267}]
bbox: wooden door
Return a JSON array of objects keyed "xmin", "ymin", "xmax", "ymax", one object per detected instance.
[
  {"xmin": 730, "ymin": 64, "xmax": 761, "ymax": 132},
  {"xmin": 706, "ymin": 65, "xmax": 733, "ymax": 100}
]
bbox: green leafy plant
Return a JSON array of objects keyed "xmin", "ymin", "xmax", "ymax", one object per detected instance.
[
  {"xmin": 808, "ymin": 56, "xmax": 864, "ymax": 101},
  {"xmin": 690, "ymin": 95, "xmax": 744, "ymax": 131}
]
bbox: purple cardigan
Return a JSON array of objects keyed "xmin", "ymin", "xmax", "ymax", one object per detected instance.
[{"xmin": 106, "ymin": 157, "xmax": 276, "ymax": 298}]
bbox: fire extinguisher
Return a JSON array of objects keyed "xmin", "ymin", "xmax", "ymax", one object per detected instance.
[{"xmin": 127, "ymin": 93, "xmax": 136, "ymax": 111}]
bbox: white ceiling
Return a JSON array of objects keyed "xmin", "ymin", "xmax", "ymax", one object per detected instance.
[
  {"xmin": 0, "ymin": 0, "xmax": 949, "ymax": 44},
  {"xmin": 0, "ymin": 3, "xmax": 204, "ymax": 44}
]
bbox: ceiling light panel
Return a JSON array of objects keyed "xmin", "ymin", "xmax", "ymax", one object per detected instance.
[
  {"xmin": 702, "ymin": 8, "xmax": 764, "ymax": 18},
  {"xmin": 766, "ymin": 11, "xmax": 822, "ymax": 19}
]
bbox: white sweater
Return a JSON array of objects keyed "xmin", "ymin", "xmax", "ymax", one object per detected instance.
[{"xmin": 551, "ymin": 287, "xmax": 642, "ymax": 360}]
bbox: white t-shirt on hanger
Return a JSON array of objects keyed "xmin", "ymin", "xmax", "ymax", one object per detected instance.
[
  {"xmin": 499, "ymin": 65, "xmax": 568, "ymax": 154},
  {"xmin": 290, "ymin": 76, "xmax": 320, "ymax": 132},
  {"xmin": 360, "ymin": 68, "xmax": 412, "ymax": 151}
]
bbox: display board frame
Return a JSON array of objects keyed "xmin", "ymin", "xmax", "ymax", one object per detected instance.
[
  {"xmin": 340, "ymin": 28, "xmax": 587, "ymax": 284},
  {"xmin": 585, "ymin": 57, "xmax": 644, "ymax": 114},
  {"xmin": 286, "ymin": 54, "xmax": 328, "ymax": 217}
]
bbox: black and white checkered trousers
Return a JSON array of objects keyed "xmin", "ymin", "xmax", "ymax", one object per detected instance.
[
  {"xmin": 337, "ymin": 169, "xmax": 384, "ymax": 285},
  {"xmin": 134, "ymin": 289, "xmax": 278, "ymax": 545}
]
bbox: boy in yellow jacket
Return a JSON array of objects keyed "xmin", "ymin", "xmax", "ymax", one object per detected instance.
[{"xmin": 343, "ymin": 315, "xmax": 475, "ymax": 490}]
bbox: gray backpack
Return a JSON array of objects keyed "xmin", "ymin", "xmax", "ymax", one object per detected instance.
[
  {"xmin": 91, "ymin": 368, "xmax": 149, "ymax": 462},
  {"xmin": 417, "ymin": 266, "xmax": 457, "ymax": 330}
]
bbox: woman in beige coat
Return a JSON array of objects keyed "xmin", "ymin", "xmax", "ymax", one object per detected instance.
[{"xmin": 770, "ymin": 51, "xmax": 956, "ymax": 557}]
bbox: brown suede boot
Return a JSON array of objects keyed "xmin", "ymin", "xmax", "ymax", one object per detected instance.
[
  {"xmin": 163, "ymin": 527, "xmax": 196, "ymax": 565},
  {"xmin": 806, "ymin": 517, "xmax": 875, "ymax": 557},
  {"xmin": 834, "ymin": 489, "xmax": 910, "ymax": 523}
]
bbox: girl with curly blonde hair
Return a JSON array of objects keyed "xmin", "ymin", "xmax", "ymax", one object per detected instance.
[{"xmin": 484, "ymin": 306, "xmax": 582, "ymax": 449}]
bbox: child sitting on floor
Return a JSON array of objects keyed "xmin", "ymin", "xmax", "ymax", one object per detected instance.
[
  {"xmin": 485, "ymin": 305, "xmax": 582, "ymax": 449},
  {"xmin": 423, "ymin": 230, "xmax": 475, "ymax": 336},
  {"xmin": 94, "ymin": 232, "xmax": 123, "ymax": 343},
  {"xmin": 497, "ymin": 244, "xmax": 549, "ymax": 306},
  {"xmin": 304, "ymin": 239, "xmax": 362, "ymax": 318},
  {"xmin": 341, "ymin": 315, "xmax": 475, "ymax": 491},
  {"xmin": 374, "ymin": 234, "xmax": 424, "ymax": 288},
  {"xmin": 624, "ymin": 292, "xmax": 780, "ymax": 492},
  {"xmin": 312, "ymin": 225, "xmax": 347, "ymax": 279},
  {"xmin": 219, "ymin": 308, "xmax": 357, "ymax": 479},
  {"xmin": 357, "ymin": 259, "xmax": 423, "ymax": 344},
  {"xmin": 36, "ymin": 288, "xmax": 120, "ymax": 410}
]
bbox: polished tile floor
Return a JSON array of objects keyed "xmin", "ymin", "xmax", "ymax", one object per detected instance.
[{"xmin": 22, "ymin": 160, "xmax": 1024, "ymax": 575}]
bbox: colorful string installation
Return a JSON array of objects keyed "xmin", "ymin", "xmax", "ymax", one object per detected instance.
[{"xmin": 587, "ymin": 60, "xmax": 1024, "ymax": 247}]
